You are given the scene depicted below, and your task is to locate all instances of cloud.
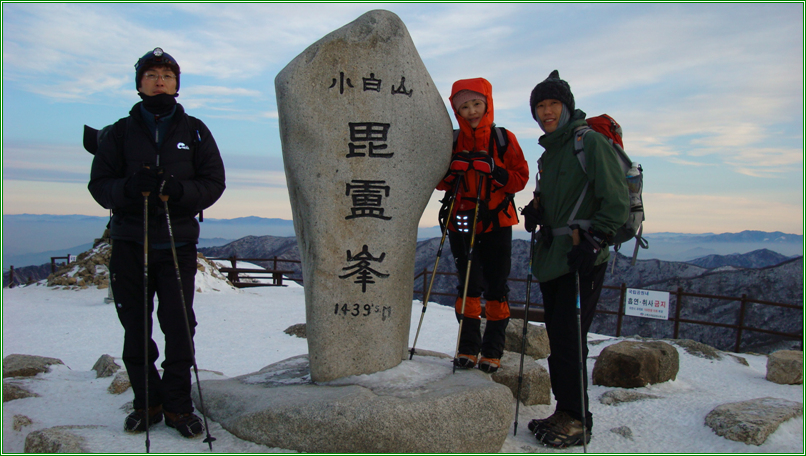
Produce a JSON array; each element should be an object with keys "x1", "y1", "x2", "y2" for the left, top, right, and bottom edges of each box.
[
  {"x1": 2, "y1": 141, "x2": 92, "y2": 183},
  {"x1": 645, "y1": 192, "x2": 803, "y2": 234}
]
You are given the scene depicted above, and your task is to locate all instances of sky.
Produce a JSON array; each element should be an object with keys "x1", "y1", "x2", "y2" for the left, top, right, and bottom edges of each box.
[
  {"x1": 2, "y1": 2, "x2": 804, "y2": 235},
  {"x1": 2, "y1": 261, "x2": 803, "y2": 453}
]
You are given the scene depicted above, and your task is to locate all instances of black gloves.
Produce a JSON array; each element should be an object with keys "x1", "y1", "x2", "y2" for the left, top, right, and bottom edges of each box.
[
  {"x1": 567, "y1": 227, "x2": 610, "y2": 276},
  {"x1": 158, "y1": 174, "x2": 184, "y2": 201},
  {"x1": 124, "y1": 167, "x2": 159, "y2": 198},
  {"x1": 520, "y1": 199, "x2": 543, "y2": 233}
]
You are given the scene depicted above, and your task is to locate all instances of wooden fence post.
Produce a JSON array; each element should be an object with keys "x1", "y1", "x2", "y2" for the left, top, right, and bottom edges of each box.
[
  {"x1": 616, "y1": 283, "x2": 627, "y2": 337},
  {"x1": 673, "y1": 287, "x2": 684, "y2": 339},
  {"x1": 735, "y1": 294, "x2": 748, "y2": 353}
]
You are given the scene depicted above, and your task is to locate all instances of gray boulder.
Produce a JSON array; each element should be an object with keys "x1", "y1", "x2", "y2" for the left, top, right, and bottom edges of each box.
[
  {"x1": 599, "y1": 389, "x2": 661, "y2": 406},
  {"x1": 765, "y1": 350, "x2": 803, "y2": 385},
  {"x1": 23, "y1": 425, "x2": 96, "y2": 453},
  {"x1": 505, "y1": 319, "x2": 550, "y2": 359},
  {"x1": 705, "y1": 397, "x2": 803, "y2": 445},
  {"x1": 275, "y1": 10, "x2": 452, "y2": 382},
  {"x1": 3, "y1": 381, "x2": 39, "y2": 402},
  {"x1": 91, "y1": 354, "x2": 120, "y2": 378},
  {"x1": 195, "y1": 354, "x2": 513, "y2": 453},
  {"x1": 490, "y1": 351, "x2": 550, "y2": 405},
  {"x1": 591, "y1": 340, "x2": 679, "y2": 388},
  {"x1": 3, "y1": 354, "x2": 64, "y2": 378},
  {"x1": 283, "y1": 323, "x2": 306, "y2": 338},
  {"x1": 107, "y1": 371, "x2": 130, "y2": 395},
  {"x1": 13, "y1": 415, "x2": 33, "y2": 431}
]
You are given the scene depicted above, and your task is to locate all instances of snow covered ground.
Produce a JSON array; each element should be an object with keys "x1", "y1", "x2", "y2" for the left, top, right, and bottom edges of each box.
[{"x1": 2, "y1": 271, "x2": 803, "y2": 453}]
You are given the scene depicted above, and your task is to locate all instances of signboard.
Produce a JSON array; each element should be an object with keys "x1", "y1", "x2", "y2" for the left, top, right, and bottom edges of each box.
[
  {"x1": 68, "y1": 255, "x2": 77, "y2": 264},
  {"x1": 625, "y1": 288, "x2": 670, "y2": 320}
]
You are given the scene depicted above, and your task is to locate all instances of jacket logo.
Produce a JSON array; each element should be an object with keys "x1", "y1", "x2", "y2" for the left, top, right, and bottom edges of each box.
[{"x1": 177, "y1": 142, "x2": 190, "y2": 150}]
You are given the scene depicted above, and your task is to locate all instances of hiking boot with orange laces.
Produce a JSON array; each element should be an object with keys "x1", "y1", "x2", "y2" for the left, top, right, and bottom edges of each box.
[
  {"x1": 478, "y1": 357, "x2": 501, "y2": 373},
  {"x1": 453, "y1": 354, "x2": 478, "y2": 369}
]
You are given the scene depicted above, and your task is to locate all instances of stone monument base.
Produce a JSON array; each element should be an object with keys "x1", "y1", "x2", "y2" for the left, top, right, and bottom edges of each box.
[{"x1": 193, "y1": 351, "x2": 514, "y2": 453}]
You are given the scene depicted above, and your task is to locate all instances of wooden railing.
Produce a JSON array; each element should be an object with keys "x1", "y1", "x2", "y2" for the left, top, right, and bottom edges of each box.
[
  {"x1": 413, "y1": 268, "x2": 803, "y2": 353},
  {"x1": 206, "y1": 256, "x2": 302, "y2": 287}
]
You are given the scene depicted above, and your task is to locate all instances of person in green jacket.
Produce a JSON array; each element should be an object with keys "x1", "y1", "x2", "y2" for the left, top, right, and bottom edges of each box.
[{"x1": 521, "y1": 70, "x2": 629, "y2": 448}]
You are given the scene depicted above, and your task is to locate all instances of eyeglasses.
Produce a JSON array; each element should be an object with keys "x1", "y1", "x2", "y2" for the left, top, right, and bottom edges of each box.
[{"x1": 143, "y1": 73, "x2": 176, "y2": 82}]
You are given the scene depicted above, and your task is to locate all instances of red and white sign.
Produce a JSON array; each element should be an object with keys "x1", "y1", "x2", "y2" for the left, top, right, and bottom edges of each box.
[{"x1": 625, "y1": 288, "x2": 670, "y2": 320}]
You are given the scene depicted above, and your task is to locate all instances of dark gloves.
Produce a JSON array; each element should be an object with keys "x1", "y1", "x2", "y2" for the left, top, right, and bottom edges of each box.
[
  {"x1": 158, "y1": 174, "x2": 184, "y2": 201},
  {"x1": 567, "y1": 227, "x2": 611, "y2": 276},
  {"x1": 491, "y1": 167, "x2": 509, "y2": 187},
  {"x1": 520, "y1": 199, "x2": 543, "y2": 233},
  {"x1": 124, "y1": 167, "x2": 159, "y2": 198}
]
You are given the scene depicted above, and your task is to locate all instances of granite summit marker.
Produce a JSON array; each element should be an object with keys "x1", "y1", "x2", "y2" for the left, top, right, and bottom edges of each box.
[{"x1": 275, "y1": 9, "x2": 452, "y2": 381}]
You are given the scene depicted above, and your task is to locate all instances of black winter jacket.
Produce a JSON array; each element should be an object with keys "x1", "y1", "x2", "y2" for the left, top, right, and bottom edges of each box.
[{"x1": 88, "y1": 102, "x2": 226, "y2": 245}]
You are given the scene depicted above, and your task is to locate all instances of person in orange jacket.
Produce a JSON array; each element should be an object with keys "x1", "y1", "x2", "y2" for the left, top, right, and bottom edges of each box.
[{"x1": 437, "y1": 77, "x2": 529, "y2": 373}]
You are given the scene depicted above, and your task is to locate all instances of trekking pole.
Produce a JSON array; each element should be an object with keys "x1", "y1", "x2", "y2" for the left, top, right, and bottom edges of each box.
[
  {"x1": 160, "y1": 192, "x2": 216, "y2": 450},
  {"x1": 452, "y1": 174, "x2": 484, "y2": 374},
  {"x1": 142, "y1": 188, "x2": 152, "y2": 454},
  {"x1": 410, "y1": 178, "x2": 461, "y2": 360},
  {"x1": 513, "y1": 228, "x2": 538, "y2": 436},
  {"x1": 572, "y1": 229, "x2": 589, "y2": 453}
]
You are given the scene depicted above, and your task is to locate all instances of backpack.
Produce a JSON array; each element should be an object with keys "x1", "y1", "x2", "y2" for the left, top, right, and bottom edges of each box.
[
  {"x1": 570, "y1": 114, "x2": 647, "y2": 265},
  {"x1": 448, "y1": 125, "x2": 517, "y2": 232}
]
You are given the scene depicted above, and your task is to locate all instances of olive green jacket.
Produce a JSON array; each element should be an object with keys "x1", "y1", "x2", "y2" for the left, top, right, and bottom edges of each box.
[{"x1": 531, "y1": 110, "x2": 629, "y2": 282}]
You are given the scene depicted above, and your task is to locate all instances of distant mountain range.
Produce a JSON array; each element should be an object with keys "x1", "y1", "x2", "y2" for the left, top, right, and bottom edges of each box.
[
  {"x1": 2, "y1": 214, "x2": 803, "y2": 269},
  {"x1": 6, "y1": 233, "x2": 801, "y2": 354}
]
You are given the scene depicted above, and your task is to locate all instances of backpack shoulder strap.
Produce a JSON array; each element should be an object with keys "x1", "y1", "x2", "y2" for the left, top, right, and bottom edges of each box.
[
  {"x1": 551, "y1": 126, "x2": 593, "y2": 236},
  {"x1": 492, "y1": 126, "x2": 508, "y2": 161},
  {"x1": 573, "y1": 125, "x2": 591, "y2": 173}
]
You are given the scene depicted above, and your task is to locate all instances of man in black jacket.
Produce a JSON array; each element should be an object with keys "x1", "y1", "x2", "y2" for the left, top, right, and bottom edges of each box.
[{"x1": 88, "y1": 48, "x2": 225, "y2": 438}]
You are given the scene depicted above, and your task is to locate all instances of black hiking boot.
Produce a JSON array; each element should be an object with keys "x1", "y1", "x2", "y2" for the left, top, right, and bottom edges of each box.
[
  {"x1": 165, "y1": 411, "x2": 205, "y2": 438},
  {"x1": 124, "y1": 404, "x2": 163, "y2": 433},
  {"x1": 453, "y1": 354, "x2": 478, "y2": 369},
  {"x1": 533, "y1": 411, "x2": 591, "y2": 448}
]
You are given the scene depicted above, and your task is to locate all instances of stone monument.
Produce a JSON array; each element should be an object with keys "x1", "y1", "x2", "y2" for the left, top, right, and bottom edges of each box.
[
  {"x1": 195, "y1": 11, "x2": 514, "y2": 452},
  {"x1": 276, "y1": 9, "x2": 452, "y2": 381}
]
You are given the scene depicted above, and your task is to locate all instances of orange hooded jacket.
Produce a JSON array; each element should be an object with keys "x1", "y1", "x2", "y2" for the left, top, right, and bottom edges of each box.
[{"x1": 437, "y1": 78, "x2": 529, "y2": 233}]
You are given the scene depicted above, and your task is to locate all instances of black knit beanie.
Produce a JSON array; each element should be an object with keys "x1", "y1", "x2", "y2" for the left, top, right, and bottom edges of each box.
[
  {"x1": 135, "y1": 47, "x2": 181, "y2": 94},
  {"x1": 529, "y1": 70, "x2": 574, "y2": 120}
]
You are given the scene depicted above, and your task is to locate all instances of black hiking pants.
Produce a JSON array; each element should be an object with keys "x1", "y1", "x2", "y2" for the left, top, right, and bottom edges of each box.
[
  {"x1": 449, "y1": 227, "x2": 512, "y2": 359},
  {"x1": 110, "y1": 239, "x2": 198, "y2": 414},
  {"x1": 539, "y1": 261, "x2": 607, "y2": 429}
]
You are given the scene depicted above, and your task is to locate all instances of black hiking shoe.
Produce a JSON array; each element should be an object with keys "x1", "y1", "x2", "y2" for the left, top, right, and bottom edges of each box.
[
  {"x1": 165, "y1": 411, "x2": 204, "y2": 438},
  {"x1": 533, "y1": 411, "x2": 591, "y2": 448},
  {"x1": 124, "y1": 405, "x2": 163, "y2": 433},
  {"x1": 527, "y1": 411, "x2": 560, "y2": 434},
  {"x1": 453, "y1": 354, "x2": 478, "y2": 369}
]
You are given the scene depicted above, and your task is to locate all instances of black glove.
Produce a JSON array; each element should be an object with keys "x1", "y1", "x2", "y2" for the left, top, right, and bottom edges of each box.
[
  {"x1": 567, "y1": 228, "x2": 610, "y2": 276},
  {"x1": 491, "y1": 167, "x2": 509, "y2": 187},
  {"x1": 124, "y1": 167, "x2": 159, "y2": 198},
  {"x1": 520, "y1": 200, "x2": 542, "y2": 233},
  {"x1": 158, "y1": 174, "x2": 184, "y2": 201}
]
